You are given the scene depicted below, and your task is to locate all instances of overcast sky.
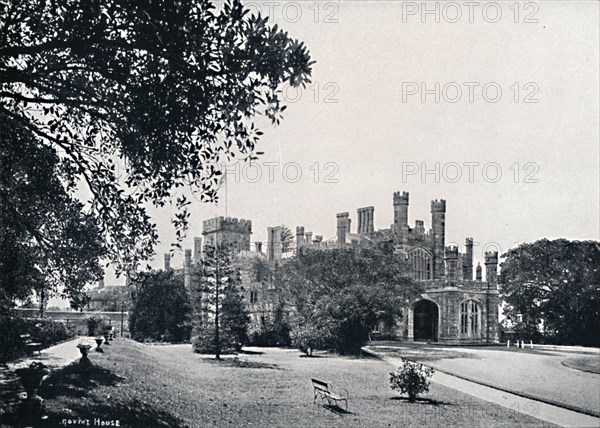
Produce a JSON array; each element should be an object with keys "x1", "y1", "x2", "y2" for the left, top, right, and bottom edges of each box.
[{"x1": 101, "y1": 1, "x2": 599, "y2": 284}]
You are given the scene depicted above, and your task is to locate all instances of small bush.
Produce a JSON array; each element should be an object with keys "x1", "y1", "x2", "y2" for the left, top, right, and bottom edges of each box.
[
  {"x1": 389, "y1": 357, "x2": 435, "y2": 402},
  {"x1": 290, "y1": 322, "x2": 331, "y2": 356},
  {"x1": 248, "y1": 307, "x2": 291, "y2": 347},
  {"x1": 86, "y1": 317, "x2": 109, "y2": 336}
]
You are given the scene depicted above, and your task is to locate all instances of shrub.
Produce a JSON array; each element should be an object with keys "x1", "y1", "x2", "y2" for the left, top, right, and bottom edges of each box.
[
  {"x1": 86, "y1": 317, "x2": 109, "y2": 336},
  {"x1": 290, "y1": 322, "x2": 332, "y2": 356},
  {"x1": 248, "y1": 306, "x2": 291, "y2": 347},
  {"x1": 389, "y1": 358, "x2": 435, "y2": 402}
]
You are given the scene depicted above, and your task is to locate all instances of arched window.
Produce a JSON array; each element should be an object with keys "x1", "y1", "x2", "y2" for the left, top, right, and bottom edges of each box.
[
  {"x1": 460, "y1": 300, "x2": 481, "y2": 337},
  {"x1": 408, "y1": 248, "x2": 433, "y2": 281}
]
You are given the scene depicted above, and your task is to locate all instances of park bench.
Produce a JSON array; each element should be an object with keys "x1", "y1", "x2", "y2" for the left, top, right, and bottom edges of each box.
[
  {"x1": 20, "y1": 334, "x2": 42, "y2": 356},
  {"x1": 311, "y1": 378, "x2": 349, "y2": 410}
]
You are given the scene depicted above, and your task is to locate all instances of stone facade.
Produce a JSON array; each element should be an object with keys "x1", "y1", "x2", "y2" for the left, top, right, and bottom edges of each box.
[{"x1": 328, "y1": 192, "x2": 500, "y2": 344}]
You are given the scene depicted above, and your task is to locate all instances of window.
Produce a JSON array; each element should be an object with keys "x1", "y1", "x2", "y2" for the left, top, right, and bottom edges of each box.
[
  {"x1": 408, "y1": 248, "x2": 433, "y2": 281},
  {"x1": 460, "y1": 300, "x2": 480, "y2": 337},
  {"x1": 250, "y1": 291, "x2": 258, "y2": 303}
]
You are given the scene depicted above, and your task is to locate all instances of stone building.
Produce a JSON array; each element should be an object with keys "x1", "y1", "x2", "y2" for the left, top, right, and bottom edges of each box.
[
  {"x1": 322, "y1": 191, "x2": 500, "y2": 344},
  {"x1": 170, "y1": 191, "x2": 500, "y2": 345}
]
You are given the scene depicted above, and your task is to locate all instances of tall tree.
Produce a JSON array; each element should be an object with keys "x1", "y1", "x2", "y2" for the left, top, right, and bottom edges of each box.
[
  {"x1": 0, "y1": 0, "x2": 313, "y2": 285},
  {"x1": 499, "y1": 239, "x2": 600, "y2": 346},
  {"x1": 279, "y1": 247, "x2": 421, "y2": 354},
  {"x1": 280, "y1": 225, "x2": 294, "y2": 253},
  {"x1": 0, "y1": 120, "x2": 105, "y2": 309},
  {"x1": 194, "y1": 243, "x2": 248, "y2": 358}
]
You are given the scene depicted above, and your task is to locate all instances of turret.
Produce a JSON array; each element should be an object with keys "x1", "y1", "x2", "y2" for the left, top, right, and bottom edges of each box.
[
  {"x1": 431, "y1": 199, "x2": 446, "y2": 280},
  {"x1": 485, "y1": 251, "x2": 499, "y2": 286},
  {"x1": 475, "y1": 262, "x2": 482, "y2": 281},
  {"x1": 463, "y1": 238, "x2": 473, "y2": 280},
  {"x1": 444, "y1": 245, "x2": 459, "y2": 282},
  {"x1": 393, "y1": 192, "x2": 409, "y2": 242}
]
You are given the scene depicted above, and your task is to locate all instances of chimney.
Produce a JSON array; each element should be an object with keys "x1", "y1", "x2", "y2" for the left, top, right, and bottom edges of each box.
[
  {"x1": 267, "y1": 226, "x2": 282, "y2": 261},
  {"x1": 184, "y1": 249, "x2": 192, "y2": 267},
  {"x1": 431, "y1": 199, "x2": 446, "y2": 280},
  {"x1": 255, "y1": 241, "x2": 263, "y2": 253},
  {"x1": 366, "y1": 206, "x2": 374, "y2": 233},
  {"x1": 305, "y1": 232, "x2": 312, "y2": 246},
  {"x1": 336, "y1": 212, "x2": 349, "y2": 246},
  {"x1": 193, "y1": 237, "x2": 203, "y2": 264},
  {"x1": 296, "y1": 226, "x2": 305, "y2": 251},
  {"x1": 164, "y1": 253, "x2": 172, "y2": 271},
  {"x1": 463, "y1": 238, "x2": 473, "y2": 280},
  {"x1": 314, "y1": 235, "x2": 323, "y2": 247},
  {"x1": 184, "y1": 249, "x2": 192, "y2": 291}
]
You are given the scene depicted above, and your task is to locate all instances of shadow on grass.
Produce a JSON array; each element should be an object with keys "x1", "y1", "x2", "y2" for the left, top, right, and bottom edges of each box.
[
  {"x1": 239, "y1": 349, "x2": 264, "y2": 355},
  {"x1": 3, "y1": 358, "x2": 188, "y2": 428},
  {"x1": 322, "y1": 404, "x2": 354, "y2": 415},
  {"x1": 389, "y1": 396, "x2": 453, "y2": 406},
  {"x1": 202, "y1": 357, "x2": 281, "y2": 370}
]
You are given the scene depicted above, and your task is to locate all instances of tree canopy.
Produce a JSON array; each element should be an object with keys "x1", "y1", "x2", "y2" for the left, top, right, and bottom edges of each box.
[
  {"x1": 0, "y1": 0, "x2": 313, "y2": 304},
  {"x1": 499, "y1": 239, "x2": 600, "y2": 346},
  {"x1": 279, "y1": 247, "x2": 420, "y2": 354}
]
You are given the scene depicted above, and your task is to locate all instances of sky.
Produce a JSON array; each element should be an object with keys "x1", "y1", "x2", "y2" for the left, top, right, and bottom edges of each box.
[{"x1": 98, "y1": 1, "x2": 599, "y2": 285}]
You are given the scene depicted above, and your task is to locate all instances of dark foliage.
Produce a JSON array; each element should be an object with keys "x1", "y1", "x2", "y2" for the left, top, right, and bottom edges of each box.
[
  {"x1": 500, "y1": 239, "x2": 600, "y2": 347},
  {"x1": 129, "y1": 270, "x2": 193, "y2": 343},
  {"x1": 249, "y1": 304, "x2": 291, "y2": 346},
  {"x1": 280, "y1": 247, "x2": 421, "y2": 354}
]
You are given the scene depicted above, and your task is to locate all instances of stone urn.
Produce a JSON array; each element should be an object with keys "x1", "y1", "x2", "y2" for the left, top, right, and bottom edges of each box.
[
  {"x1": 77, "y1": 343, "x2": 92, "y2": 359},
  {"x1": 15, "y1": 362, "x2": 49, "y2": 401},
  {"x1": 94, "y1": 337, "x2": 104, "y2": 352},
  {"x1": 108, "y1": 332, "x2": 114, "y2": 341},
  {"x1": 103, "y1": 333, "x2": 110, "y2": 345}
]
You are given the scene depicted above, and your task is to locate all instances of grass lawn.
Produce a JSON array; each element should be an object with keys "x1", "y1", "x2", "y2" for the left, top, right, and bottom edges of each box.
[
  {"x1": 562, "y1": 357, "x2": 600, "y2": 374},
  {"x1": 7, "y1": 339, "x2": 555, "y2": 427}
]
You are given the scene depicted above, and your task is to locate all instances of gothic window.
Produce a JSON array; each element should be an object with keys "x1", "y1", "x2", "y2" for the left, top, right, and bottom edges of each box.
[
  {"x1": 408, "y1": 248, "x2": 433, "y2": 281},
  {"x1": 460, "y1": 300, "x2": 481, "y2": 337}
]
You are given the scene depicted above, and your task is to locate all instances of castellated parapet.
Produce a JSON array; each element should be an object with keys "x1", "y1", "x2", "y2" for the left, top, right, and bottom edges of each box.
[
  {"x1": 484, "y1": 251, "x2": 499, "y2": 264},
  {"x1": 202, "y1": 217, "x2": 252, "y2": 235},
  {"x1": 431, "y1": 199, "x2": 446, "y2": 212},
  {"x1": 393, "y1": 191, "x2": 409, "y2": 205}
]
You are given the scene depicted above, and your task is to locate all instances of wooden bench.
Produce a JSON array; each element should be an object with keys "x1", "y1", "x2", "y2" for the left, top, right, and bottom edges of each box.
[
  {"x1": 20, "y1": 334, "x2": 42, "y2": 356},
  {"x1": 311, "y1": 378, "x2": 349, "y2": 409}
]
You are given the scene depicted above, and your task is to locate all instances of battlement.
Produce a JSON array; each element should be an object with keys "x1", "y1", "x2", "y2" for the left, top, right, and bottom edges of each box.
[
  {"x1": 431, "y1": 199, "x2": 446, "y2": 212},
  {"x1": 393, "y1": 191, "x2": 409, "y2": 205},
  {"x1": 444, "y1": 245, "x2": 459, "y2": 257},
  {"x1": 336, "y1": 212, "x2": 349, "y2": 218},
  {"x1": 202, "y1": 216, "x2": 252, "y2": 235},
  {"x1": 465, "y1": 237, "x2": 473, "y2": 246},
  {"x1": 485, "y1": 251, "x2": 499, "y2": 264},
  {"x1": 296, "y1": 226, "x2": 305, "y2": 234}
]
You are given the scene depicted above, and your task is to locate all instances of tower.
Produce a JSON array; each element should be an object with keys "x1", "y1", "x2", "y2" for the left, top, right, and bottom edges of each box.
[
  {"x1": 202, "y1": 217, "x2": 252, "y2": 254},
  {"x1": 393, "y1": 192, "x2": 409, "y2": 242},
  {"x1": 296, "y1": 226, "x2": 305, "y2": 252},
  {"x1": 431, "y1": 199, "x2": 446, "y2": 280}
]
